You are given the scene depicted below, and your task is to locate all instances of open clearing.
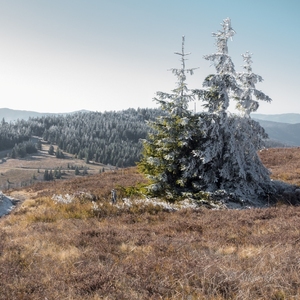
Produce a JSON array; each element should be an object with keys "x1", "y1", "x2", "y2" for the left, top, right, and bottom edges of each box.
[{"x1": 0, "y1": 141, "x2": 111, "y2": 190}]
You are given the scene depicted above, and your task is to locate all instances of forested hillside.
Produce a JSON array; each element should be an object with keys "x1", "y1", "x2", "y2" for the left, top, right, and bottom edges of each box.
[
  {"x1": 0, "y1": 107, "x2": 295, "y2": 168},
  {"x1": 254, "y1": 119, "x2": 300, "y2": 146},
  {"x1": 0, "y1": 108, "x2": 161, "y2": 167},
  {"x1": 0, "y1": 118, "x2": 32, "y2": 151}
]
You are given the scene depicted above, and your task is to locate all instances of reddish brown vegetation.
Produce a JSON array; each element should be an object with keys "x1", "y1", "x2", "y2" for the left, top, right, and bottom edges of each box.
[
  {"x1": 259, "y1": 147, "x2": 300, "y2": 186},
  {"x1": 1, "y1": 205, "x2": 300, "y2": 299},
  {"x1": 23, "y1": 167, "x2": 149, "y2": 200},
  {"x1": 0, "y1": 148, "x2": 299, "y2": 299}
]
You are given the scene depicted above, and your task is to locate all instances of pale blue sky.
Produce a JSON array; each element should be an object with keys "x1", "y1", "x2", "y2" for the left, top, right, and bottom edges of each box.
[{"x1": 0, "y1": 0, "x2": 299, "y2": 114}]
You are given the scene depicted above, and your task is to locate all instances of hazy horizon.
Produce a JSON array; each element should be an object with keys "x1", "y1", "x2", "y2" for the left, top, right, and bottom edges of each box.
[{"x1": 2, "y1": 107, "x2": 300, "y2": 117}]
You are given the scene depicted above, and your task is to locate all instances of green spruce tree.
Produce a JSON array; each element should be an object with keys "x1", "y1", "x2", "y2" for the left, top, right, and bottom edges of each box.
[
  {"x1": 139, "y1": 36, "x2": 201, "y2": 200},
  {"x1": 48, "y1": 145, "x2": 54, "y2": 155}
]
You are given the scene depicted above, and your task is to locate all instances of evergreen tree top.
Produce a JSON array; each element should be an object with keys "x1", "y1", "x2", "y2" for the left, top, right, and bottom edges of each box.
[
  {"x1": 169, "y1": 36, "x2": 198, "y2": 96},
  {"x1": 237, "y1": 51, "x2": 272, "y2": 117},
  {"x1": 204, "y1": 18, "x2": 236, "y2": 75},
  {"x1": 155, "y1": 36, "x2": 197, "y2": 113},
  {"x1": 212, "y1": 18, "x2": 236, "y2": 55}
]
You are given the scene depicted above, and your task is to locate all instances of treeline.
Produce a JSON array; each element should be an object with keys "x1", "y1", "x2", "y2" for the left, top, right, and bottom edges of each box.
[
  {"x1": 10, "y1": 140, "x2": 40, "y2": 158},
  {"x1": 0, "y1": 118, "x2": 32, "y2": 151},
  {"x1": 0, "y1": 108, "x2": 161, "y2": 167}
]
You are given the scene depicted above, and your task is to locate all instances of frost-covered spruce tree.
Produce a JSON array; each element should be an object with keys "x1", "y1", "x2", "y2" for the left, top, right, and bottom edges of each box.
[
  {"x1": 202, "y1": 18, "x2": 240, "y2": 112},
  {"x1": 193, "y1": 18, "x2": 273, "y2": 203},
  {"x1": 139, "y1": 36, "x2": 201, "y2": 200},
  {"x1": 236, "y1": 51, "x2": 272, "y2": 117}
]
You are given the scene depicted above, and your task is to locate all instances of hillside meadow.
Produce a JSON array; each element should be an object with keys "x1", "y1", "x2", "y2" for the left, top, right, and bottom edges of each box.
[
  {"x1": 0, "y1": 141, "x2": 111, "y2": 191},
  {"x1": 0, "y1": 147, "x2": 300, "y2": 299}
]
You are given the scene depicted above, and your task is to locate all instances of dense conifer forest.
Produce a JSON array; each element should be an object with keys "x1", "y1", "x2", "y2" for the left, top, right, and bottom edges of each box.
[
  {"x1": 0, "y1": 108, "x2": 162, "y2": 167},
  {"x1": 0, "y1": 118, "x2": 32, "y2": 151}
]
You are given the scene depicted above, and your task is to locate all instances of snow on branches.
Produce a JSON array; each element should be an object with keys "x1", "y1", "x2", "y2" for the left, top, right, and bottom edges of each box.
[
  {"x1": 140, "y1": 19, "x2": 274, "y2": 206},
  {"x1": 204, "y1": 18, "x2": 236, "y2": 75},
  {"x1": 236, "y1": 51, "x2": 272, "y2": 117}
]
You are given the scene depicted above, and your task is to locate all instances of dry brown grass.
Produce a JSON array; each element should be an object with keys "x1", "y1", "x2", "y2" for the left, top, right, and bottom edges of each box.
[
  {"x1": 1, "y1": 203, "x2": 300, "y2": 299},
  {"x1": 259, "y1": 147, "x2": 300, "y2": 186},
  {"x1": 0, "y1": 148, "x2": 300, "y2": 299}
]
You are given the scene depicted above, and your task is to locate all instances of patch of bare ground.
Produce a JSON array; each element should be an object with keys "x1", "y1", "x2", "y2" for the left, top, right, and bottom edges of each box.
[{"x1": 0, "y1": 148, "x2": 299, "y2": 299}]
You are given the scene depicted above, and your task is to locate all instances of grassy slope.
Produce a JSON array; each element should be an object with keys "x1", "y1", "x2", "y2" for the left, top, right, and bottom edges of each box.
[{"x1": 0, "y1": 148, "x2": 300, "y2": 299}]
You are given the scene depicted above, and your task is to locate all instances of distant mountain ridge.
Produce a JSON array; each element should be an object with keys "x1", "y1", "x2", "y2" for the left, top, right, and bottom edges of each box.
[
  {"x1": 0, "y1": 108, "x2": 52, "y2": 122},
  {"x1": 0, "y1": 108, "x2": 90, "y2": 122},
  {"x1": 253, "y1": 119, "x2": 300, "y2": 147},
  {"x1": 251, "y1": 113, "x2": 300, "y2": 147},
  {"x1": 251, "y1": 113, "x2": 300, "y2": 124}
]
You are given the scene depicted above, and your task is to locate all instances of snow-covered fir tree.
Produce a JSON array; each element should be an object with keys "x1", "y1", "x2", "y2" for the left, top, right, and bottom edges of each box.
[
  {"x1": 140, "y1": 19, "x2": 275, "y2": 206},
  {"x1": 236, "y1": 51, "x2": 272, "y2": 117},
  {"x1": 139, "y1": 36, "x2": 202, "y2": 200},
  {"x1": 202, "y1": 17, "x2": 240, "y2": 112},
  {"x1": 192, "y1": 18, "x2": 274, "y2": 203}
]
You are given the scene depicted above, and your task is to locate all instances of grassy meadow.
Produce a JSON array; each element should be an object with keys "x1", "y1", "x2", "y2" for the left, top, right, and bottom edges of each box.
[{"x1": 0, "y1": 148, "x2": 300, "y2": 299}]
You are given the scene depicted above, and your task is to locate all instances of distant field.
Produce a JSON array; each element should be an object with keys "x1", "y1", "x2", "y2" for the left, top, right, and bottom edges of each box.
[
  {"x1": 1, "y1": 144, "x2": 300, "y2": 191},
  {"x1": 0, "y1": 141, "x2": 111, "y2": 190}
]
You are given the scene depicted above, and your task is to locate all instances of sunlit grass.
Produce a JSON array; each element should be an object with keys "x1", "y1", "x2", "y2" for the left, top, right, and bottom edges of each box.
[{"x1": 0, "y1": 151, "x2": 300, "y2": 299}]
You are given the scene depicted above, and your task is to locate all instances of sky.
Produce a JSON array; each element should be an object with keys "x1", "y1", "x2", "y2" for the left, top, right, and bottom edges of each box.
[{"x1": 0, "y1": 0, "x2": 299, "y2": 114}]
